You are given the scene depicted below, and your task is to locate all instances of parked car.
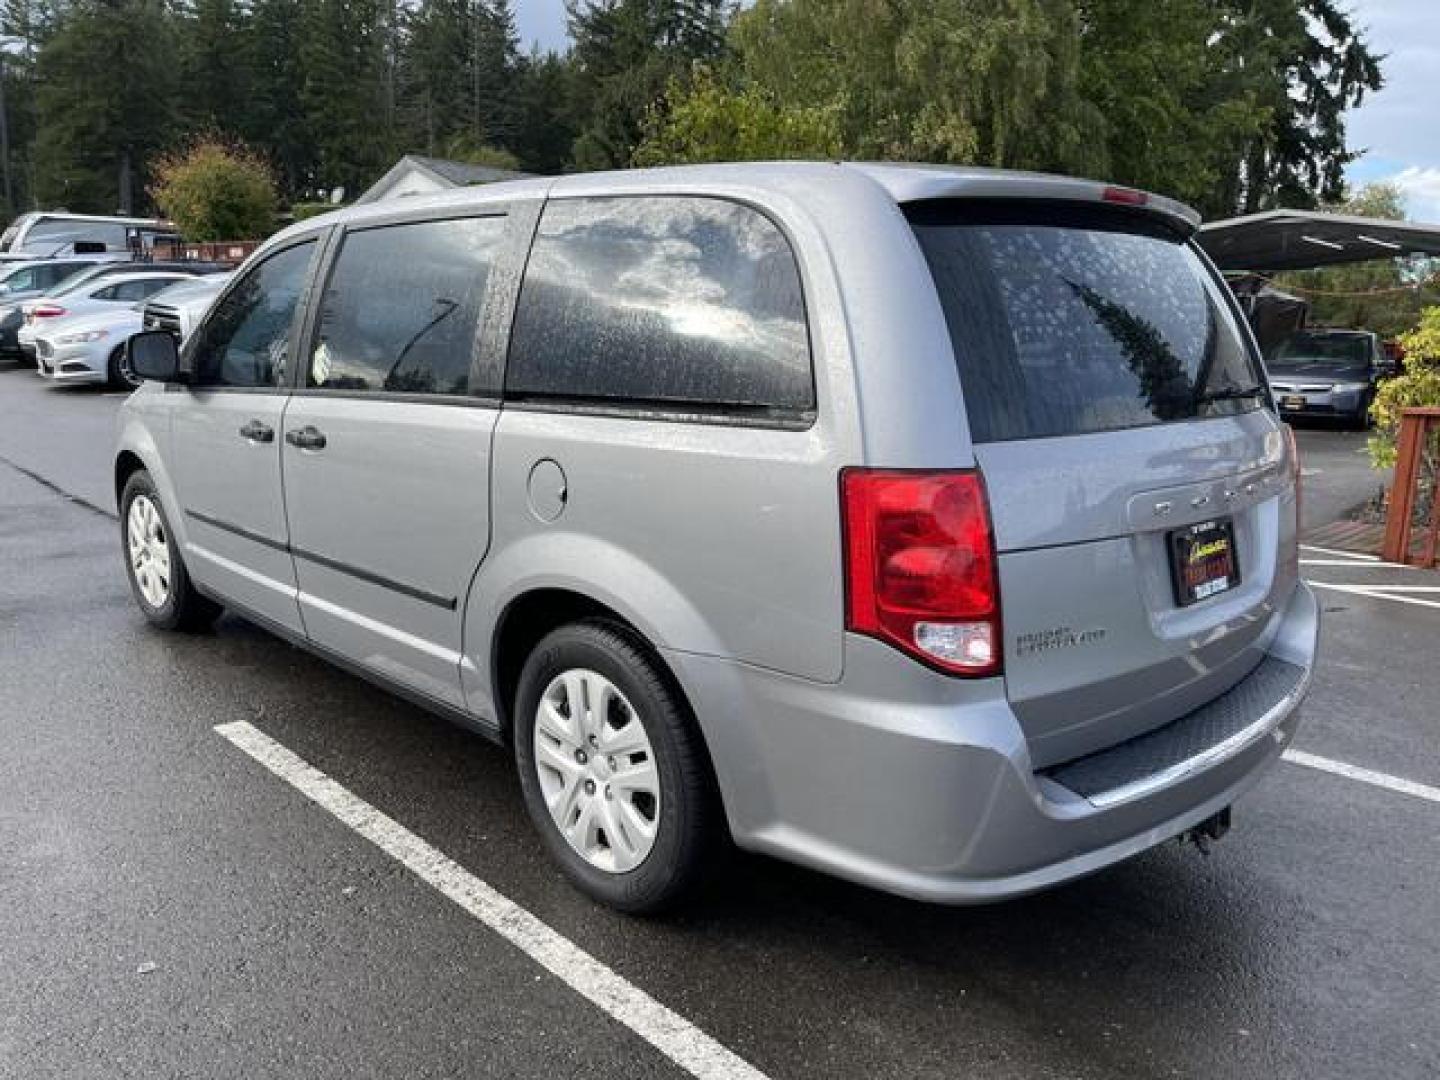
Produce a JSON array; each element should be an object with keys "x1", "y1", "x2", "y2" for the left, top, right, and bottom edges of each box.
[
  {"x1": 1265, "y1": 328, "x2": 1396, "y2": 428},
  {"x1": 19, "y1": 271, "x2": 210, "y2": 360},
  {"x1": 115, "y1": 163, "x2": 1318, "y2": 913},
  {"x1": 0, "y1": 211, "x2": 171, "y2": 257},
  {"x1": 139, "y1": 273, "x2": 231, "y2": 346},
  {"x1": 0, "y1": 257, "x2": 112, "y2": 357},
  {"x1": 33, "y1": 306, "x2": 144, "y2": 387},
  {"x1": 30, "y1": 276, "x2": 223, "y2": 388}
]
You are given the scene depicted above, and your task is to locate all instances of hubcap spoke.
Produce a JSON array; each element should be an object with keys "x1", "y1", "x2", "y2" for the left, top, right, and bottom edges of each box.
[
  {"x1": 533, "y1": 667, "x2": 660, "y2": 874},
  {"x1": 127, "y1": 495, "x2": 171, "y2": 609}
]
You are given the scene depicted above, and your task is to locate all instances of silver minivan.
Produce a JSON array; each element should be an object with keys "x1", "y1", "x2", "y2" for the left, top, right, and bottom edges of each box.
[{"x1": 115, "y1": 163, "x2": 1318, "y2": 912}]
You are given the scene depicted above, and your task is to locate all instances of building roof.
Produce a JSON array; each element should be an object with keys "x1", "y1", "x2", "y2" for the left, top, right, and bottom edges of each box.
[
  {"x1": 356, "y1": 154, "x2": 533, "y2": 204},
  {"x1": 1198, "y1": 209, "x2": 1440, "y2": 272}
]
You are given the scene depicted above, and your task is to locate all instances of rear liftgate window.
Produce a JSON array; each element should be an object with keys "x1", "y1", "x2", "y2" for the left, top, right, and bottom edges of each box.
[
  {"x1": 506, "y1": 196, "x2": 814, "y2": 420},
  {"x1": 908, "y1": 202, "x2": 1262, "y2": 443}
]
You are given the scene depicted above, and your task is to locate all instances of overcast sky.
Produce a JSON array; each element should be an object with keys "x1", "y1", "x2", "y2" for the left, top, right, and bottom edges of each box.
[{"x1": 513, "y1": 0, "x2": 1438, "y2": 221}]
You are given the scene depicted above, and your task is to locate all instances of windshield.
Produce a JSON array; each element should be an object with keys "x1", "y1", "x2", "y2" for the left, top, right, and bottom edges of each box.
[
  {"x1": 1268, "y1": 333, "x2": 1370, "y2": 371},
  {"x1": 50, "y1": 266, "x2": 114, "y2": 296},
  {"x1": 908, "y1": 202, "x2": 1262, "y2": 443},
  {"x1": 0, "y1": 264, "x2": 41, "y2": 291}
]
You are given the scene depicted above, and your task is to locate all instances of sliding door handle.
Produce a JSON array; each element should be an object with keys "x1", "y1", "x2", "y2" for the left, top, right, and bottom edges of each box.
[
  {"x1": 238, "y1": 419, "x2": 274, "y2": 443},
  {"x1": 285, "y1": 425, "x2": 327, "y2": 450}
]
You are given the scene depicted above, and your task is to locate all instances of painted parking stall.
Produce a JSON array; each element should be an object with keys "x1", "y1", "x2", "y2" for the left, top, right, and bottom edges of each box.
[{"x1": 2, "y1": 367, "x2": 1438, "y2": 1078}]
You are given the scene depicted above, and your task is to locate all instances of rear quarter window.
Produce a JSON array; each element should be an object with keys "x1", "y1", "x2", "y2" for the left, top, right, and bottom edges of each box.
[
  {"x1": 506, "y1": 196, "x2": 813, "y2": 419},
  {"x1": 908, "y1": 202, "x2": 1261, "y2": 443}
]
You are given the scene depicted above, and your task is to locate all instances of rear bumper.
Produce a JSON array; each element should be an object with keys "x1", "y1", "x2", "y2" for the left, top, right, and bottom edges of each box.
[
  {"x1": 669, "y1": 580, "x2": 1318, "y2": 904},
  {"x1": 1272, "y1": 385, "x2": 1368, "y2": 418}
]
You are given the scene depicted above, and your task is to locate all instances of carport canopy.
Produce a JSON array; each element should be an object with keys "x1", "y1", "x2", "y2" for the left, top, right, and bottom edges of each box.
[{"x1": 1198, "y1": 209, "x2": 1440, "y2": 273}]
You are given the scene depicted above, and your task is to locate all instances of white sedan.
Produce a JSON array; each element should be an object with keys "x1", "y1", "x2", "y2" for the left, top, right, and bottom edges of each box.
[
  {"x1": 33, "y1": 305, "x2": 144, "y2": 386},
  {"x1": 35, "y1": 275, "x2": 232, "y2": 388},
  {"x1": 18, "y1": 271, "x2": 201, "y2": 358}
]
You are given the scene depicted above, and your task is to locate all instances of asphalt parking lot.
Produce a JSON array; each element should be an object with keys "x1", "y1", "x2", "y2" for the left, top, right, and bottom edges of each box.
[{"x1": 2, "y1": 368, "x2": 1437, "y2": 1080}]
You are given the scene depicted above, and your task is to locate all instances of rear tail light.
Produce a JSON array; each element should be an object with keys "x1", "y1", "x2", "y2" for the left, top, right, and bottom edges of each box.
[
  {"x1": 1101, "y1": 185, "x2": 1148, "y2": 207},
  {"x1": 841, "y1": 469, "x2": 1001, "y2": 677},
  {"x1": 34, "y1": 304, "x2": 66, "y2": 318}
]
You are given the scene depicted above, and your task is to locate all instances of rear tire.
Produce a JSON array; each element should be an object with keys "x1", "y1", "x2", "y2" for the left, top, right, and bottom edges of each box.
[
  {"x1": 513, "y1": 619, "x2": 720, "y2": 914},
  {"x1": 120, "y1": 470, "x2": 222, "y2": 631}
]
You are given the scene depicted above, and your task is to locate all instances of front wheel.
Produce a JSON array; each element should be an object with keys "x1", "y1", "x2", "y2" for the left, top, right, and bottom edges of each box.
[
  {"x1": 513, "y1": 620, "x2": 720, "y2": 914},
  {"x1": 120, "y1": 470, "x2": 222, "y2": 631},
  {"x1": 107, "y1": 345, "x2": 141, "y2": 390}
]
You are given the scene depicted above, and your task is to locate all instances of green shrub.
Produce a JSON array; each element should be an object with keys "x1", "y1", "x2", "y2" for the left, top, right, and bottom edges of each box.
[
  {"x1": 149, "y1": 138, "x2": 277, "y2": 242},
  {"x1": 1369, "y1": 306, "x2": 1440, "y2": 468}
]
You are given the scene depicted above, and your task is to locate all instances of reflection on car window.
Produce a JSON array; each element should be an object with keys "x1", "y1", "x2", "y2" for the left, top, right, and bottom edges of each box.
[
  {"x1": 506, "y1": 196, "x2": 813, "y2": 414},
  {"x1": 308, "y1": 216, "x2": 505, "y2": 396},
  {"x1": 193, "y1": 241, "x2": 317, "y2": 388},
  {"x1": 911, "y1": 207, "x2": 1261, "y2": 442},
  {"x1": 26, "y1": 219, "x2": 129, "y2": 251}
]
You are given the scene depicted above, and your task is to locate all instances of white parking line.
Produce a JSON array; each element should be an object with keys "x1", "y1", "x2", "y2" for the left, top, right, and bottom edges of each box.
[
  {"x1": 1300, "y1": 544, "x2": 1379, "y2": 561},
  {"x1": 1308, "y1": 581, "x2": 1440, "y2": 610},
  {"x1": 214, "y1": 721, "x2": 769, "y2": 1080},
  {"x1": 1300, "y1": 559, "x2": 1414, "y2": 568},
  {"x1": 1284, "y1": 749, "x2": 1440, "y2": 805}
]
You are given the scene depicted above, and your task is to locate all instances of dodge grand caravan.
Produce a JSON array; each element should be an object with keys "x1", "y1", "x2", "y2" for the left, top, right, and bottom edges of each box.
[{"x1": 114, "y1": 163, "x2": 1318, "y2": 913}]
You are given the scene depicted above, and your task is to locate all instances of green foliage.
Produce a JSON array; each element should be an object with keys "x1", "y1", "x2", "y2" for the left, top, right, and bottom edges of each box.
[
  {"x1": 722, "y1": 0, "x2": 1104, "y2": 172},
  {"x1": 150, "y1": 139, "x2": 277, "y2": 241},
  {"x1": 1, "y1": 0, "x2": 1388, "y2": 221},
  {"x1": 633, "y1": 67, "x2": 841, "y2": 166},
  {"x1": 438, "y1": 135, "x2": 521, "y2": 171},
  {"x1": 32, "y1": 0, "x2": 179, "y2": 213},
  {"x1": 565, "y1": 0, "x2": 729, "y2": 169},
  {"x1": 1369, "y1": 308, "x2": 1440, "y2": 469}
]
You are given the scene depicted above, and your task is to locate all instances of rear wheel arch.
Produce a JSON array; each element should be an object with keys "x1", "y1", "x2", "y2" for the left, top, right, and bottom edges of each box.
[{"x1": 493, "y1": 589, "x2": 672, "y2": 736}]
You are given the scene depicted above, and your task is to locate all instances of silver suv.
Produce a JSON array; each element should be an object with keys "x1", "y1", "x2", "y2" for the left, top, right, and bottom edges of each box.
[{"x1": 114, "y1": 163, "x2": 1318, "y2": 913}]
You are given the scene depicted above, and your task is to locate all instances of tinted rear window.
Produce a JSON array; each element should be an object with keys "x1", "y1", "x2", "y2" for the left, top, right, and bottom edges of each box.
[
  {"x1": 909, "y1": 203, "x2": 1261, "y2": 443},
  {"x1": 506, "y1": 196, "x2": 813, "y2": 417}
]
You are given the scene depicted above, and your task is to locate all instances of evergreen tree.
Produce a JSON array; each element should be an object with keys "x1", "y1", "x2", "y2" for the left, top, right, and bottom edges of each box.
[
  {"x1": 242, "y1": 0, "x2": 312, "y2": 199},
  {"x1": 177, "y1": 0, "x2": 249, "y2": 135},
  {"x1": 566, "y1": 0, "x2": 728, "y2": 169},
  {"x1": 297, "y1": 0, "x2": 393, "y2": 198},
  {"x1": 32, "y1": 0, "x2": 178, "y2": 213}
]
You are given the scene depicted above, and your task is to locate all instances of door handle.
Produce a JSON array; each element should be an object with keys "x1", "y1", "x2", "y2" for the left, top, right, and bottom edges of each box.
[
  {"x1": 238, "y1": 419, "x2": 274, "y2": 443},
  {"x1": 285, "y1": 425, "x2": 327, "y2": 450}
]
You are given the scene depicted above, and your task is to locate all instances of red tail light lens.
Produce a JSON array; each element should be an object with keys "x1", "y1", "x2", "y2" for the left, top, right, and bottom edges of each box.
[
  {"x1": 841, "y1": 469, "x2": 1001, "y2": 676},
  {"x1": 34, "y1": 304, "x2": 66, "y2": 318},
  {"x1": 1101, "y1": 185, "x2": 1148, "y2": 206}
]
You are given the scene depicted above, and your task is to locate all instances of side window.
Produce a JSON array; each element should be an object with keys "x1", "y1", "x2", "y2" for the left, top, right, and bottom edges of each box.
[
  {"x1": 506, "y1": 196, "x2": 813, "y2": 415},
  {"x1": 91, "y1": 284, "x2": 122, "y2": 301},
  {"x1": 308, "y1": 215, "x2": 505, "y2": 396},
  {"x1": 192, "y1": 241, "x2": 317, "y2": 389},
  {"x1": 122, "y1": 279, "x2": 176, "y2": 301},
  {"x1": 2, "y1": 267, "x2": 38, "y2": 291}
]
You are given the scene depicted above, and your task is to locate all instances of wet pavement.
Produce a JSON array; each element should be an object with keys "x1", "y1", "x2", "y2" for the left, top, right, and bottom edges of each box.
[{"x1": 2, "y1": 367, "x2": 1436, "y2": 1080}]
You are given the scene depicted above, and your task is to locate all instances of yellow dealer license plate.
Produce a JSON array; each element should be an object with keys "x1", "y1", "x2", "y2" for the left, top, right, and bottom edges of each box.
[{"x1": 1169, "y1": 518, "x2": 1240, "y2": 607}]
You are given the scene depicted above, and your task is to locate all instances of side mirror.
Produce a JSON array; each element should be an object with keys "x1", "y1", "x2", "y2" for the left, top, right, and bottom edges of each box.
[{"x1": 126, "y1": 330, "x2": 184, "y2": 383}]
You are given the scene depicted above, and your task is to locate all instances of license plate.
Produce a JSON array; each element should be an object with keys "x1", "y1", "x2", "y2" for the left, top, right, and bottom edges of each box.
[
  {"x1": 1280, "y1": 394, "x2": 1306, "y2": 410},
  {"x1": 1169, "y1": 519, "x2": 1240, "y2": 607}
]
